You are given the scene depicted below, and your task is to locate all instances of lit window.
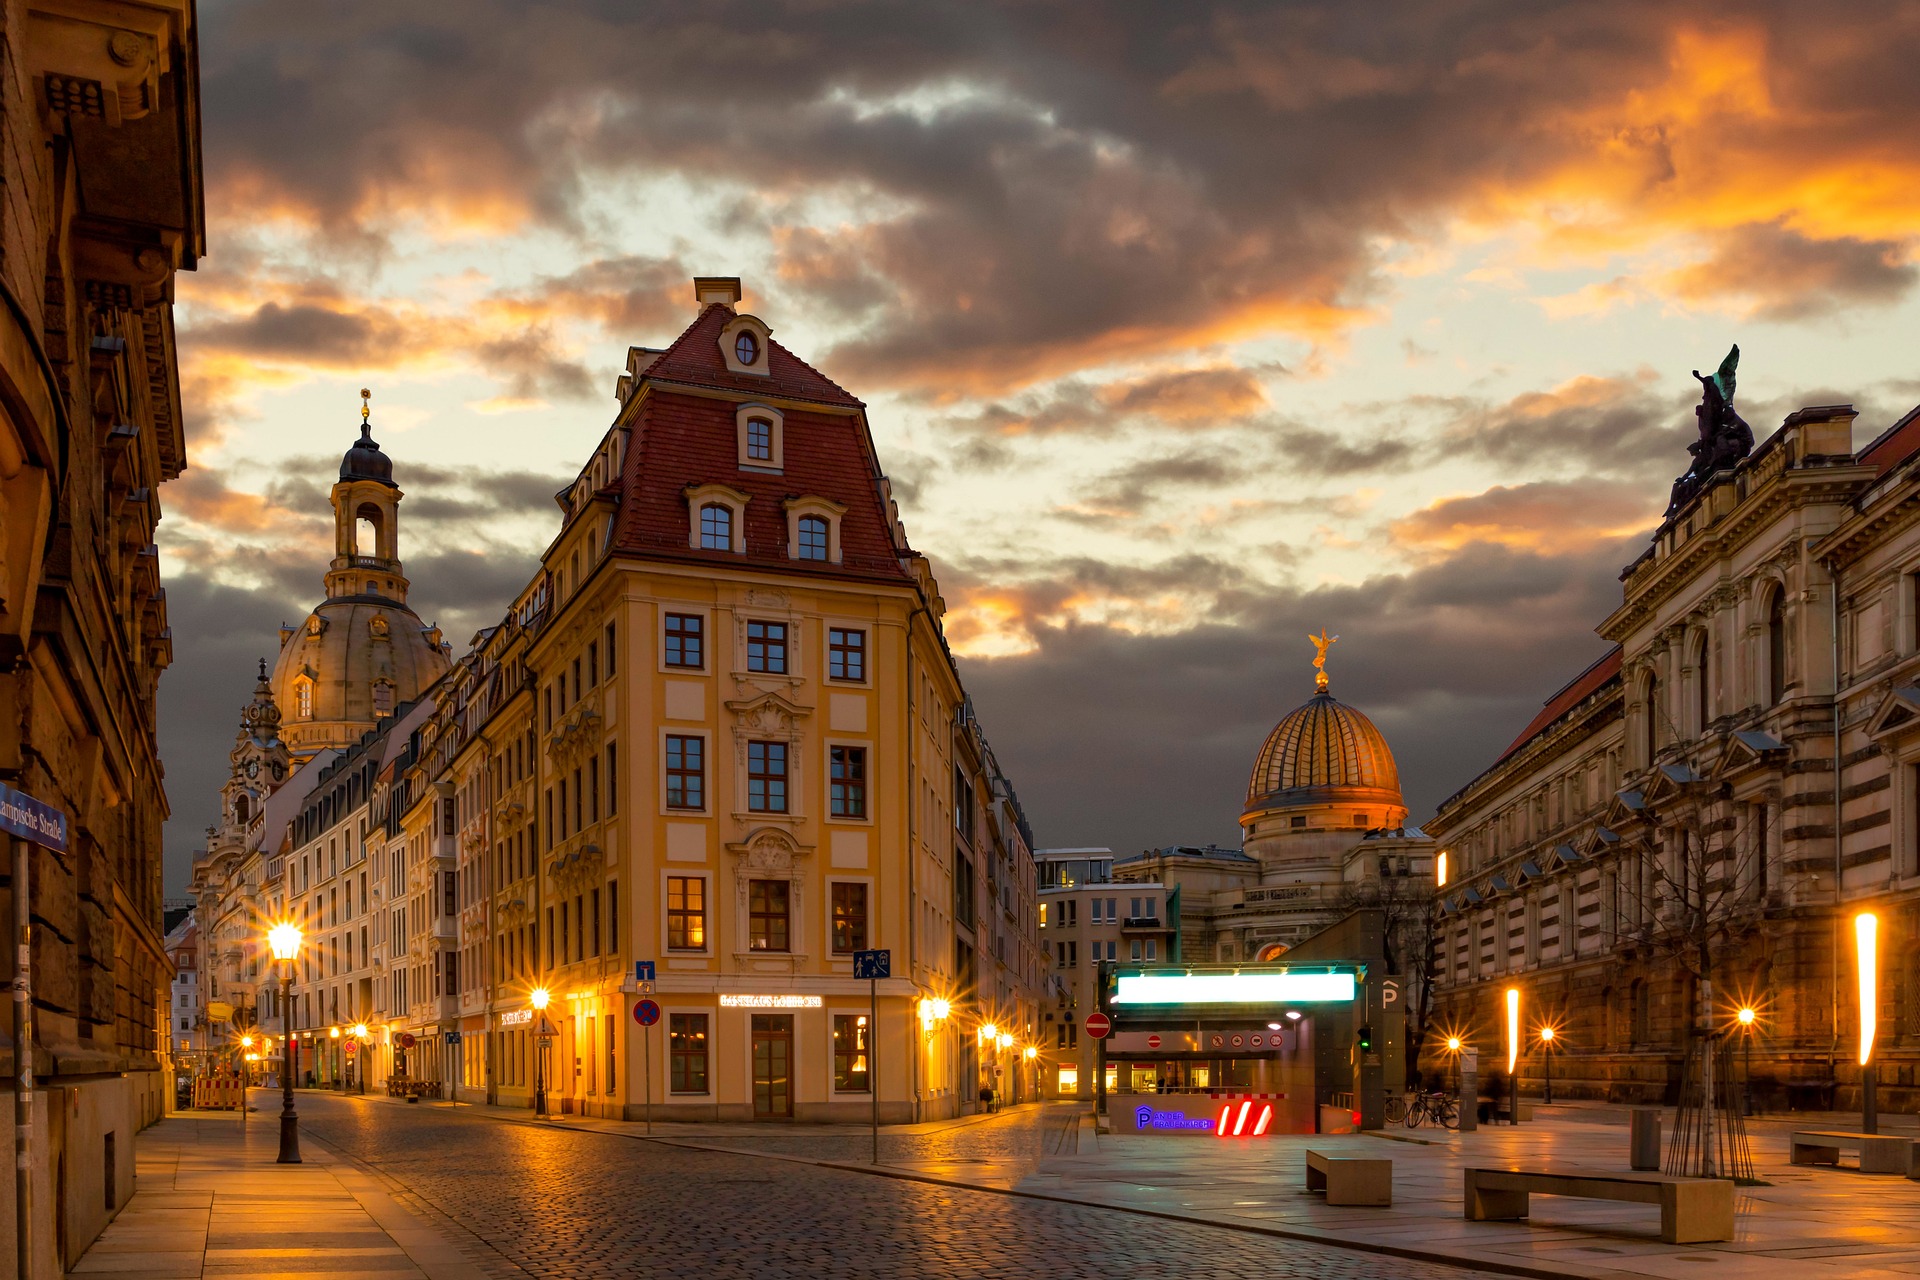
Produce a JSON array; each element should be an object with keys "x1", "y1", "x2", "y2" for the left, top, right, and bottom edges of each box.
[
  {"x1": 748, "y1": 879, "x2": 789, "y2": 950},
  {"x1": 735, "y1": 332, "x2": 759, "y2": 365},
  {"x1": 797, "y1": 516, "x2": 829, "y2": 561},
  {"x1": 670, "y1": 1013, "x2": 709, "y2": 1093},
  {"x1": 667, "y1": 876, "x2": 706, "y2": 949},
  {"x1": 746, "y1": 621, "x2": 788, "y2": 674},
  {"x1": 833, "y1": 1014, "x2": 870, "y2": 1092},
  {"x1": 296, "y1": 680, "x2": 312, "y2": 719},
  {"x1": 748, "y1": 742, "x2": 788, "y2": 813},
  {"x1": 828, "y1": 628, "x2": 866, "y2": 681},
  {"x1": 747, "y1": 419, "x2": 773, "y2": 461},
  {"x1": 832, "y1": 882, "x2": 868, "y2": 953},
  {"x1": 699, "y1": 505, "x2": 732, "y2": 551}
]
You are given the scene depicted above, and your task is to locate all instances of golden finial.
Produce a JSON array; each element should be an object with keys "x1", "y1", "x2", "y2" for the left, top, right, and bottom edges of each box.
[
  {"x1": 1308, "y1": 628, "x2": 1339, "y2": 692},
  {"x1": 360, "y1": 387, "x2": 372, "y2": 424}
]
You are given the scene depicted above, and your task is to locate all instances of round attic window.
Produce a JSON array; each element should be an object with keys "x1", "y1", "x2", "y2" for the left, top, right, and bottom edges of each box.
[{"x1": 734, "y1": 332, "x2": 759, "y2": 365}]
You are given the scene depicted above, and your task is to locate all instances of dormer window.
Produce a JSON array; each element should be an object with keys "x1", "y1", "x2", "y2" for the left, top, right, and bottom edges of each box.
[
  {"x1": 684, "y1": 483, "x2": 749, "y2": 553},
  {"x1": 798, "y1": 517, "x2": 829, "y2": 561},
  {"x1": 719, "y1": 314, "x2": 773, "y2": 378},
  {"x1": 736, "y1": 404, "x2": 784, "y2": 472},
  {"x1": 735, "y1": 332, "x2": 760, "y2": 365},
  {"x1": 700, "y1": 505, "x2": 732, "y2": 549},
  {"x1": 784, "y1": 496, "x2": 847, "y2": 564}
]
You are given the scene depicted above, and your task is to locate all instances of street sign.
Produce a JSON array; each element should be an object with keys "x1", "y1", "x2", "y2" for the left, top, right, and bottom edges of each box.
[
  {"x1": 445, "y1": 1031, "x2": 462, "y2": 1045},
  {"x1": 633, "y1": 999, "x2": 661, "y2": 1027},
  {"x1": 636, "y1": 980, "x2": 655, "y2": 996},
  {"x1": 0, "y1": 782, "x2": 66, "y2": 852},
  {"x1": 634, "y1": 960, "x2": 656, "y2": 983},
  {"x1": 398, "y1": 1032, "x2": 417, "y2": 1049},
  {"x1": 1146, "y1": 1033, "x2": 1161, "y2": 1050},
  {"x1": 1085, "y1": 1012, "x2": 1111, "y2": 1039},
  {"x1": 344, "y1": 1041, "x2": 357, "y2": 1054},
  {"x1": 852, "y1": 948, "x2": 890, "y2": 980}
]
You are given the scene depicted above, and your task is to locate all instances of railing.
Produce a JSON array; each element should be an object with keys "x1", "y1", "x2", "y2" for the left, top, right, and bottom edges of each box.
[{"x1": 1121, "y1": 916, "x2": 1163, "y2": 931}]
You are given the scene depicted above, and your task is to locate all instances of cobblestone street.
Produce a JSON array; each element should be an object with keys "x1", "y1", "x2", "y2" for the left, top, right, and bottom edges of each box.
[{"x1": 292, "y1": 1094, "x2": 1495, "y2": 1280}]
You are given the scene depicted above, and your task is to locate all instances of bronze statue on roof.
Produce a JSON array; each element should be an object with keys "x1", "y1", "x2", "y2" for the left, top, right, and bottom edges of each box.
[{"x1": 1665, "y1": 345, "x2": 1754, "y2": 518}]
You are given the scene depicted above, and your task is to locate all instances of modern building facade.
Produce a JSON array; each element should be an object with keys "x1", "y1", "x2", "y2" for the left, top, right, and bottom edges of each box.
[
  {"x1": 0, "y1": 3, "x2": 204, "y2": 1265},
  {"x1": 1425, "y1": 393, "x2": 1920, "y2": 1110}
]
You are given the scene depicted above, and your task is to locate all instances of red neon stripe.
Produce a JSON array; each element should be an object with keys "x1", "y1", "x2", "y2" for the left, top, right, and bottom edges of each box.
[
  {"x1": 1233, "y1": 1100, "x2": 1252, "y2": 1136},
  {"x1": 1215, "y1": 1104, "x2": 1231, "y2": 1136},
  {"x1": 1253, "y1": 1103, "x2": 1273, "y2": 1136}
]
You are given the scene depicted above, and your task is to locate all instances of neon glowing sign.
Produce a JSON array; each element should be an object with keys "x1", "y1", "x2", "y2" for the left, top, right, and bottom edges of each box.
[
  {"x1": 1111, "y1": 971, "x2": 1356, "y2": 1006},
  {"x1": 1134, "y1": 1106, "x2": 1213, "y2": 1131}
]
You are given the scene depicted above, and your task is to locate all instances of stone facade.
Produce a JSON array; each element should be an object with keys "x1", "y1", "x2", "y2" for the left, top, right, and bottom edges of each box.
[
  {"x1": 0, "y1": 1, "x2": 202, "y2": 1271},
  {"x1": 1427, "y1": 397, "x2": 1920, "y2": 1111}
]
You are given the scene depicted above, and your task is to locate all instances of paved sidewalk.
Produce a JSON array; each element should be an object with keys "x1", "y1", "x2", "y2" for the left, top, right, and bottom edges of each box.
[{"x1": 68, "y1": 1108, "x2": 527, "y2": 1279}]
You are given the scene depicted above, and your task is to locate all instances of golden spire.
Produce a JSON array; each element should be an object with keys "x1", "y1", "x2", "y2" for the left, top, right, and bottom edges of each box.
[
  {"x1": 1308, "y1": 628, "x2": 1339, "y2": 692},
  {"x1": 360, "y1": 387, "x2": 372, "y2": 427}
]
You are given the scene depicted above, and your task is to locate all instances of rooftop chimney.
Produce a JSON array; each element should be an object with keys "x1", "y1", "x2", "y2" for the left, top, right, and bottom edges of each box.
[{"x1": 693, "y1": 276, "x2": 742, "y2": 311}]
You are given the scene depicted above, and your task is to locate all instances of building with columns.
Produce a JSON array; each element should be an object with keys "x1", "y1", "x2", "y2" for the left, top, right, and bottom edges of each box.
[{"x1": 1426, "y1": 393, "x2": 1920, "y2": 1111}]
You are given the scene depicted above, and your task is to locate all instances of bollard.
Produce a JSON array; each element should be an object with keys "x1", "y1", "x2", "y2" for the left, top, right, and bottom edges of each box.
[{"x1": 1629, "y1": 1107, "x2": 1661, "y2": 1171}]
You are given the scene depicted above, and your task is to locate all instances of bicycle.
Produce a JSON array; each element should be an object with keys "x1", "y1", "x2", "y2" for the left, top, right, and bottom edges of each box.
[
  {"x1": 1406, "y1": 1090, "x2": 1459, "y2": 1129},
  {"x1": 1384, "y1": 1093, "x2": 1408, "y2": 1125}
]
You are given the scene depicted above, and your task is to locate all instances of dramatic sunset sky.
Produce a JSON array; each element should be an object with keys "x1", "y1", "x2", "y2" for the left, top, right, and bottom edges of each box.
[{"x1": 160, "y1": 0, "x2": 1920, "y2": 893}]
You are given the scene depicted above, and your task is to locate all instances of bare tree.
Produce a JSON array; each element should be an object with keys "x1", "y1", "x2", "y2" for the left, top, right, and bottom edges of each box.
[{"x1": 1337, "y1": 873, "x2": 1441, "y2": 1078}]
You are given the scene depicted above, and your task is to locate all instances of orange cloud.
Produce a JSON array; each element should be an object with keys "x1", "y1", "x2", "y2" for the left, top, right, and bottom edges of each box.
[{"x1": 1390, "y1": 480, "x2": 1660, "y2": 555}]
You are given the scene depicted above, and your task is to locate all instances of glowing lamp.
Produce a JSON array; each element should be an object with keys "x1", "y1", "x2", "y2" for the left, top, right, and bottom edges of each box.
[
  {"x1": 1856, "y1": 912, "x2": 1878, "y2": 1066},
  {"x1": 330, "y1": 1026, "x2": 341, "y2": 1039},
  {"x1": 1446, "y1": 1036, "x2": 1462, "y2": 1053},
  {"x1": 530, "y1": 987, "x2": 551, "y2": 1011},
  {"x1": 1437, "y1": 851, "x2": 1448, "y2": 887},
  {"x1": 917, "y1": 997, "x2": 950, "y2": 1028},
  {"x1": 1735, "y1": 1007, "x2": 1756, "y2": 1028},
  {"x1": 980, "y1": 1022, "x2": 998, "y2": 1042},
  {"x1": 240, "y1": 1034, "x2": 254, "y2": 1049},
  {"x1": 1505, "y1": 988, "x2": 1520, "y2": 1074},
  {"x1": 1023, "y1": 1046, "x2": 1037, "y2": 1060},
  {"x1": 267, "y1": 922, "x2": 302, "y2": 962},
  {"x1": 1539, "y1": 1026, "x2": 1554, "y2": 1044},
  {"x1": 352, "y1": 1023, "x2": 369, "y2": 1039}
]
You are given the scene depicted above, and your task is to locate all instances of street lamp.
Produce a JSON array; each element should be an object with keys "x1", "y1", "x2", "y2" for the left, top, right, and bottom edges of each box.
[
  {"x1": 1735, "y1": 1006, "x2": 1757, "y2": 1117},
  {"x1": 1504, "y1": 987, "x2": 1520, "y2": 1126},
  {"x1": 1537, "y1": 1025, "x2": 1556, "y2": 1106},
  {"x1": 330, "y1": 1025, "x2": 343, "y2": 1092},
  {"x1": 352, "y1": 1023, "x2": 370, "y2": 1094},
  {"x1": 531, "y1": 988, "x2": 551, "y2": 1118},
  {"x1": 1856, "y1": 912, "x2": 1879, "y2": 1132},
  {"x1": 267, "y1": 922, "x2": 303, "y2": 1164}
]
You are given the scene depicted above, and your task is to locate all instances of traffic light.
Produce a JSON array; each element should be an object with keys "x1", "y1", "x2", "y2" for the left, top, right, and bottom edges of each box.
[{"x1": 1357, "y1": 1024, "x2": 1374, "y2": 1052}]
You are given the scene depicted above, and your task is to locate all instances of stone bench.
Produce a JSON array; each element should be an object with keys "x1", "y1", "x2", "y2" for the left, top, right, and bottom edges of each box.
[
  {"x1": 1305, "y1": 1149, "x2": 1391, "y2": 1206},
  {"x1": 1790, "y1": 1130, "x2": 1913, "y2": 1175},
  {"x1": 1464, "y1": 1166, "x2": 1734, "y2": 1244}
]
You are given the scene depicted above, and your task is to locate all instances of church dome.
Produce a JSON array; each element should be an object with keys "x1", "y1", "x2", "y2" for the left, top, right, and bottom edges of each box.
[
  {"x1": 1244, "y1": 690, "x2": 1404, "y2": 816},
  {"x1": 271, "y1": 598, "x2": 448, "y2": 759},
  {"x1": 340, "y1": 421, "x2": 395, "y2": 487}
]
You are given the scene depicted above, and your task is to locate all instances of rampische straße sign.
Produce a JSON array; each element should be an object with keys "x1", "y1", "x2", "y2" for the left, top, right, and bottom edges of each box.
[{"x1": 0, "y1": 782, "x2": 66, "y2": 852}]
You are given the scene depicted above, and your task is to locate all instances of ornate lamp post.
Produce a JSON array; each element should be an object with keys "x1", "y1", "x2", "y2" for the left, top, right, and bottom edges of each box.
[
  {"x1": 352, "y1": 1023, "x2": 371, "y2": 1094},
  {"x1": 1735, "y1": 1007, "x2": 1756, "y2": 1116},
  {"x1": 530, "y1": 988, "x2": 551, "y2": 1118},
  {"x1": 267, "y1": 923, "x2": 303, "y2": 1164},
  {"x1": 1537, "y1": 1025, "x2": 1556, "y2": 1106}
]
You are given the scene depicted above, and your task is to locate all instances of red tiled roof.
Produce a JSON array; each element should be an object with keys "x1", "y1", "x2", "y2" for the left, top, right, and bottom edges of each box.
[
  {"x1": 1496, "y1": 646, "x2": 1622, "y2": 763},
  {"x1": 640, "y1": 303, "x2": 863, "y2": 408},
  {"x1": 612, "y1": 305, "x2": 907, "y2": 582},
  {"x1": 1859, "y1": 404, "x2": 1920, "y2": 477}
]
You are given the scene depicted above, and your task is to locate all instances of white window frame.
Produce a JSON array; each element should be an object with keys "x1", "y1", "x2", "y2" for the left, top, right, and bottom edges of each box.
[
  {"x1": 784, "y1": 495, "x2": 846, "y2": 564},
  {"x1": 736, "y1": 403, "x2": 784, "y2": 473},
  {"x1": 718, "y1": 314, "x2": 773, "y2": 378},
  {"x1": 684, "y1": 483, "x2": 749, "y2": 553}
]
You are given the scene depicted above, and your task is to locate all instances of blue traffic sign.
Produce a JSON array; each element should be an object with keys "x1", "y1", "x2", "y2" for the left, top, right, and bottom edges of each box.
[
  {"x1": 633, "y1": 999, "x2": 661, "y2": 1027},
  {"x1": 0, "y1": 782, "x2": 66, "y2": 852},
  {"x1": 852, "y1": 949, "x2": 890, "y2": 981},
  {"x1": 634, "y1": 960, "x2": 656, "y2": 983}
]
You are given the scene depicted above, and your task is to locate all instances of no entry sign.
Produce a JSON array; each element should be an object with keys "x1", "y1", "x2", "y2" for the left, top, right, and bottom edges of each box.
[
  {"x1": 1085, "y1": 1012, "x2": 1111, "y2": 1039},
  {"x1": 1146, "y1": 1033, "x2": 1161, "y2": 1050}
]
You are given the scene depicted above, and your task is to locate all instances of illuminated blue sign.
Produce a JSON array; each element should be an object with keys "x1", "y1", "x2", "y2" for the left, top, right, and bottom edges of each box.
[{"x1": 1135, "y1": 1106, "x2": 1213, "y2": 1131}]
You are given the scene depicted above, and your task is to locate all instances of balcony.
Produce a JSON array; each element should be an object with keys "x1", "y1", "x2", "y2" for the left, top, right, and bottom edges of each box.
[{"x1": 1120, "y1": 915, "x2": 1164, "y2": 933}]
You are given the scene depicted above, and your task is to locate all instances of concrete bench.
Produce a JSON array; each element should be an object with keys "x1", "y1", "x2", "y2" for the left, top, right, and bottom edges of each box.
[
  {"x1": 1464, "y1": 1166, "x2": 1734, "y2": 1244},
  {"x1": 1305, "y1": 1149, "x2": 1391, "y2": 1206},
  {"x1": 1790, "y1": 1131, "x2": 1913, "y2": 1175}
]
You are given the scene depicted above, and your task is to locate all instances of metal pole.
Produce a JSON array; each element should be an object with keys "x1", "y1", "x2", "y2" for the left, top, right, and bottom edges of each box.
[
  {"x1": 870, "y1": 975, "x2": 880, "y2": 1165},
  {"x1": 642, "y1": 1021, "x2": 650, "y2": 1135},
  {"x1": 1743, "y1": 1033, "x2": 1752, "y2": 1117},
  {"x1": 14, "y1": 836, "x2": 34, "y2": 1280},
  {"x1": 277, "y1": 969, "x2": 301, "y2": 1162},
  {"x1": 1545, "y1": 1045, "x2": 1552, "y2": 1106},
  {"x1": 1863, "y1": 1062, "x2": 1878, "y2": 1134}
]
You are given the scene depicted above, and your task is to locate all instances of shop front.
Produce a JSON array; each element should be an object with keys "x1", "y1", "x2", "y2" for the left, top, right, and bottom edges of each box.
[{"x1": 1097, "y1": 962, "x2": 1403, "y2": 1134}]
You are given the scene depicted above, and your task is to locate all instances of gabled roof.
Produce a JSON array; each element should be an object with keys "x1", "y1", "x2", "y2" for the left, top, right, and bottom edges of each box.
[
  {"x1": 1496, "y1": 646, "x2": 1623, "y2": 763},
  {"x1": 1857, "y1": 403, "x2": 1920, "y2": 477},
  {"x1": 639, "y1": 303, "x2": 863, "y2": 408}
]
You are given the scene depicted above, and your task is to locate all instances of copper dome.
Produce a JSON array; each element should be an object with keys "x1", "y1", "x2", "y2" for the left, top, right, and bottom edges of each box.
[{"x1": 1244, "y1": 690, "x2": 1403, "y2": 815}]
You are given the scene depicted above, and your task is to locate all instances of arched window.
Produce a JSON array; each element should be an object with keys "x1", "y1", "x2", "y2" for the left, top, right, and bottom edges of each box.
[
  {"x1": 1767, "y1": 588, "x2": 1787, "y2": 705},
  {"x1": 797, "y1": 516, "x2": 829, "y2": 561},
  {"x1": 234, "y1": 794, "x2": 252, "y2": 823},
  {"x1": 296, "y1": 679, "x2": 313, "y2": 720},
  {"x1": 1693, "y1": 634, "x2": 1710, "y2": 734},
  {"x1": 1641, "y1": 674, "x2": 1659, "y2": 766},
  {"x1": 699, "y1": 504, "x2": 732, "y2": 550}
]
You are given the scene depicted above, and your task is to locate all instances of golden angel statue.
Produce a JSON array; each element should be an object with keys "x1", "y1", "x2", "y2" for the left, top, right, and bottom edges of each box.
[{"x1": 1308, "y1": 629, "x2": 1338, "y2": 691}]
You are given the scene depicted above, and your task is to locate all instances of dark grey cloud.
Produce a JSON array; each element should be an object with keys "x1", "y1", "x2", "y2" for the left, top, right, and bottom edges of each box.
[
  {"x1": 198, "y1": 1, "x2": 1920, "y2": 392},
  {"x1": 1670, "y1": 221, "x2": 1919, "y2": 322},
  {"x1": 957, "y1": 535, "x2": 1633, "y2": 855}
]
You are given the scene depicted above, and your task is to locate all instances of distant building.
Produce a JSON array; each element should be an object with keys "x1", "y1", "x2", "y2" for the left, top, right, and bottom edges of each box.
[{"x1": 1427, "y1": 395, "x2": 1920, "y2": 1110}]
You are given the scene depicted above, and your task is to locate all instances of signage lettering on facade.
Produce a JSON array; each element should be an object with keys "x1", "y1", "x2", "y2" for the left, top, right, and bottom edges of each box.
[
  {"x1": 499, "y1": 1008, "x2": 534, "y2": 1027},
  {"x1": 719, "y1": 994, "x2": 824, "y2": 1009},
  {"x1": 1135, "y1": 1105, "x2": 1213, "y2": 1131}
]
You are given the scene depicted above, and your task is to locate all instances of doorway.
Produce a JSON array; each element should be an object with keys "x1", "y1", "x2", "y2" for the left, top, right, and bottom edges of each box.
[{"x1": 752, "y1": 1015, "x2": 793, "y2": 1119}]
